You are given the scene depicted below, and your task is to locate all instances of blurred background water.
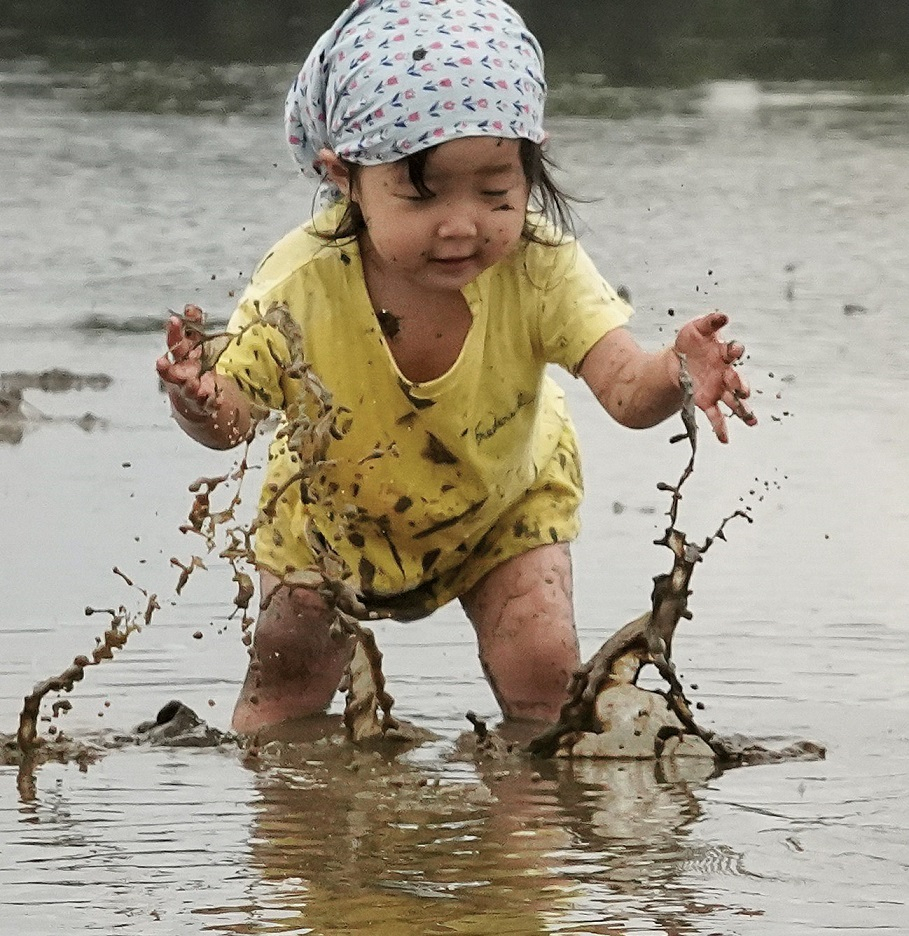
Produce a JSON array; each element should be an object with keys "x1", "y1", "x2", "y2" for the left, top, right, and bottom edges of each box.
[{"x1": 0, "y1": 11, "x2": 908, "y2": 935}]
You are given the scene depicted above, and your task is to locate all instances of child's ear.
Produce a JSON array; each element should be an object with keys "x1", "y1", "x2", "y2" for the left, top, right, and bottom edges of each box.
[{"x1": 317, "y1": 148, "x2": 352, "y2": 197}]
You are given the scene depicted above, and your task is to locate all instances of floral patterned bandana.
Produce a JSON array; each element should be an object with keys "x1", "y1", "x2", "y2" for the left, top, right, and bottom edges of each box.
[{"x1": 284, "y1": 0, "x2": 546, "y2": 194}]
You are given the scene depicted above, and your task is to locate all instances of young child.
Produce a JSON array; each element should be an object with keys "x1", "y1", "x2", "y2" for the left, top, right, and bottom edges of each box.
[{"x1": 157, "y1": 0, "x2": 756, "y2": 734}]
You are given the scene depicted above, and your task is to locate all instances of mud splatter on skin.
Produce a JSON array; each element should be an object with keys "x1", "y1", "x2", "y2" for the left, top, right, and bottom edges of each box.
[{"x1": 376, "y1": 308, "x2": 401, "y2": 339}]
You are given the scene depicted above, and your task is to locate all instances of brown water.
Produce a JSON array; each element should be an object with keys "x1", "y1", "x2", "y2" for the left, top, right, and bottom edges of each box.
[{"x1": 1, "y1": 73, "x2": 907, "y2": 934}]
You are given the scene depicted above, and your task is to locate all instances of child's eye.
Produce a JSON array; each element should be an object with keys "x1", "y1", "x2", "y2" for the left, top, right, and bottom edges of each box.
[
  {"x1": 397, "y1": 192, "x2": 435, "y2": 203},
  {"x1": 483, "y1": 189, "x2": 509, "y2": 197}
]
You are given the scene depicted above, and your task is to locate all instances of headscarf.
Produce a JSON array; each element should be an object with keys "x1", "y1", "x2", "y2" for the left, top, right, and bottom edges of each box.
[{"x1": 284, "y1": 0, "x2": 546, "y2": 196}]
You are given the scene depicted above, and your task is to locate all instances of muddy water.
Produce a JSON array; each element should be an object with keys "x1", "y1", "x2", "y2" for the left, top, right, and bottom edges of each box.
[{"x1": 1, "y1": 72, "x2": 908, "y2": 934}]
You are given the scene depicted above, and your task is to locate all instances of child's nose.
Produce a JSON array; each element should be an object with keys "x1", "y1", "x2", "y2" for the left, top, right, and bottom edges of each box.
[{"x1": 436, "y1": 203, "x2": 478, "y2": 239}]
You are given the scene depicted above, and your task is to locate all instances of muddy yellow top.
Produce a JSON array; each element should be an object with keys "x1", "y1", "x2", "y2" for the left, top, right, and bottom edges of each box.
[{"x1": 216, "y1": 204, "x2": 631, "y2": 601}]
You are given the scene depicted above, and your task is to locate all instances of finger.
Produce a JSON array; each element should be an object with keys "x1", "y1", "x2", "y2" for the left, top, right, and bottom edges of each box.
[
  {"x1": 723, "y1": 367, "x2": 756, "y2": 413},
  {"x1": 723, "y1": 368, "x2": 751, "y2": 399},
  {"x1": 721, "y1": 388, "x2": 757, "y2": 426},
  {"x1": 157, "y1": 365, "x2": 200, "y2": 418},
  {"x1": 703, "y1": 403, "x2": 729, "y2": 444},
  {"x1": 165, "y1": 317, "x2": 206, "y2": 363},
  {"x1": 183, "y1": 373, "x2": 209, "y2": 404},
  {"x1": 158, "y1": 350, "x2": 208, "y2": 401},
  {"x1": 693, "y1": 311, "x2": 729, "y2": 337},
  {"x1": 180, "y1": 304, "x2": 207, "y2": 341},
  {"x1": 170, "y1": 382, "x2": 207, "y2": 419},
  {"x1": 164, "y1": 315, "x2": 185, "y2": 352},
  {"x1": 155, "y1": 354, "x2": 177, "y2": 380},
  {"x1": 165, "y1": 315, "x2": 201, "y2": 356},
  {"x1": 724, "y1": 340, "x2": 745, "y2": 364},
  {"x1": 185, "y1": 370, "x2": 220, "y2": 409}
]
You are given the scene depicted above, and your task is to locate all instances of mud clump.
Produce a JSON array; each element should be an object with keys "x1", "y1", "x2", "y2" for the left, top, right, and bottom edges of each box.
[
  {"x1": 0, "y1": 730, "x2": 103, "y2": 802},
  {"x1": 0, "y1": 731, "x2": 102, "y2": 770},
  {"x1": 1, "y1": 701, "x2": 232, "y2": 801},
  {"x1": 132, "y1": 700, "x2": 232, "y2": 747}
]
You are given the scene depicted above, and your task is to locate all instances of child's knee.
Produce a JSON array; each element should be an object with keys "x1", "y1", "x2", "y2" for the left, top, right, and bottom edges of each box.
[
  {"x1": 285, "y1": 584, "x2": 333, "y2": 621},
  {"x1": 253, "y1": 585, "x2": 339, "y2": 669},
  {"x1": 260, "y1": 580, "x2": 331, "y2": 622}
]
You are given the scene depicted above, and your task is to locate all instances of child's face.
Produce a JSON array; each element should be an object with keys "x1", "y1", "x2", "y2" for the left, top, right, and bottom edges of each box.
[{"x1": 348, "y1": 137, "x2": 530, "y2": 292}]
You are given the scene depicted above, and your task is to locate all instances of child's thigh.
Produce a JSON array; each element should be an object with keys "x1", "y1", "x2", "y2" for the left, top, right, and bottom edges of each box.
[{"x1": 459, "y1": 542, "x2": 579, "y2": 665}]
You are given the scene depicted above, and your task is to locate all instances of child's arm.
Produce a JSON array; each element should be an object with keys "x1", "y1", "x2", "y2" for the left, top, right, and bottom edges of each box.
[
  {"x1": 156, "y1": 307, "x2": 253, "y2": 449},
  {"x1": 579, "y1": 312, "x2": 756, "y2": 444}
]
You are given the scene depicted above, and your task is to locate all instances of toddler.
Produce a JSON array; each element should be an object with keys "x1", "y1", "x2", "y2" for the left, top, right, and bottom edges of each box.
[{"x1": 156, "y1": 0, "x2": 756, "y2": 733}]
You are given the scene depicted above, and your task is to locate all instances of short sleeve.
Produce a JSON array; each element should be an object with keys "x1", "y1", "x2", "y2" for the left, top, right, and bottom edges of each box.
[
  {"x1": 214, "y1": 291, "x2": 292, "y2": 411},
  {"x1": 213, "y1": 210, "x2": 347, "y2": 411},
  {"x1": 532, "y1": 239, "x2": 633, "y2": 375}
]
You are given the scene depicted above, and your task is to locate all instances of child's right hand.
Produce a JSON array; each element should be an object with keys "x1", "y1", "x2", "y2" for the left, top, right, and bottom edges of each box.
[{"x1": 156, "y1": 304, "x2": 218, "y2": 422}]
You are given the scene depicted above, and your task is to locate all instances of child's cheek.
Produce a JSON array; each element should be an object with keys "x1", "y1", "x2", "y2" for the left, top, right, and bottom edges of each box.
[{"x1": 493, "y1": 221, "x2": 513, "y2": 242}]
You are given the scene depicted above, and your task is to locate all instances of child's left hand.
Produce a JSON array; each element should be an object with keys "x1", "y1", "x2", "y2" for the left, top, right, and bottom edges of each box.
[{"x1": 675, "y1": 312, "x2": 757, "y2": 443}]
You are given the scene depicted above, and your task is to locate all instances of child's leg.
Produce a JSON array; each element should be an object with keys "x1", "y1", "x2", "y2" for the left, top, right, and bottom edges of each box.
[
  {"x1": 231, "y1": 571, "x2": 352, "y2": 734},
  {"x1": 460, "y1": 543, "x2": 579, "y2": 724}
]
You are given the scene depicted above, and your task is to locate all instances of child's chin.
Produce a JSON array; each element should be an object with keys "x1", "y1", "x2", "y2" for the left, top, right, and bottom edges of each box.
[{"x1": 427, "y1": 257, "x2": 485, "y2": 285}]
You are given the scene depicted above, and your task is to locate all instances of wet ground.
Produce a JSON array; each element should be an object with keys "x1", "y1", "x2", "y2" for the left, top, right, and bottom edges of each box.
[{"x1": 1, "y1": 71, "x2": 908, "y2": 934}]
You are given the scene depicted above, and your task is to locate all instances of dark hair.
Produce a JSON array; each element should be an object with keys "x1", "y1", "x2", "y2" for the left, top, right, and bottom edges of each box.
[{"x1": 317, "y1": 138, "x2": 575, "y2": 246}]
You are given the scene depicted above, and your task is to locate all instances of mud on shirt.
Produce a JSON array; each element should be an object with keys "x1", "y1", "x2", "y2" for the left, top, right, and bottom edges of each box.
[{"x1": 216, "y1": 204, "x2": 631, "y2": 598}]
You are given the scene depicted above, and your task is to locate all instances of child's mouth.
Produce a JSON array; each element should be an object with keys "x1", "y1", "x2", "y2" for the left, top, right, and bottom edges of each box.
[{"x1": 431, "y1": 255, "x2": 476, "y2": 268}]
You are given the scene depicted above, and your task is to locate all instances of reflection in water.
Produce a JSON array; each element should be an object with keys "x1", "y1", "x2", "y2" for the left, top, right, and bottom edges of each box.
[
  {"x1": 0, "y1": 369, "x2": 112, "y2": 444},
  {"x1": 0, "y1": 388, "x2": 26, "y2": 444},
  {"x1": 210, "y1": 740, "x2": 742, "y2": 936}
]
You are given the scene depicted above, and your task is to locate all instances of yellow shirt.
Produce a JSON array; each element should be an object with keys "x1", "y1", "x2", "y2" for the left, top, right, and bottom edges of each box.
[{"x1": 217, "y1": 205, "x2": 631, "y2": 596}]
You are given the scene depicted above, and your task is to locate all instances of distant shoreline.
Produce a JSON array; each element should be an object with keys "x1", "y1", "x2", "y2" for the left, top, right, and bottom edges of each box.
[{"x1": 3, "y1": 0, "x2": 909, "y2": 85}]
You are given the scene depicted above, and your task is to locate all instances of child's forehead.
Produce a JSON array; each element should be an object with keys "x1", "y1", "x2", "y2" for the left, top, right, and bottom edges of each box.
[{"x1": 399, "y1": 137, "x2": 523, "y2": 177}]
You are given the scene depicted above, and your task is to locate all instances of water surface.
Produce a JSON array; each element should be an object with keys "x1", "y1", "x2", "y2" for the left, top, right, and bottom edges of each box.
[{"x1": 1, "y1": 72, "x2": 907, "y2": 934}]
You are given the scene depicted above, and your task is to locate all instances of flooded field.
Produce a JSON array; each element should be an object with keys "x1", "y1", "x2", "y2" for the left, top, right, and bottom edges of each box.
[{"x1": 1, "y1": 69, "x2": 907, "y2": 934}]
